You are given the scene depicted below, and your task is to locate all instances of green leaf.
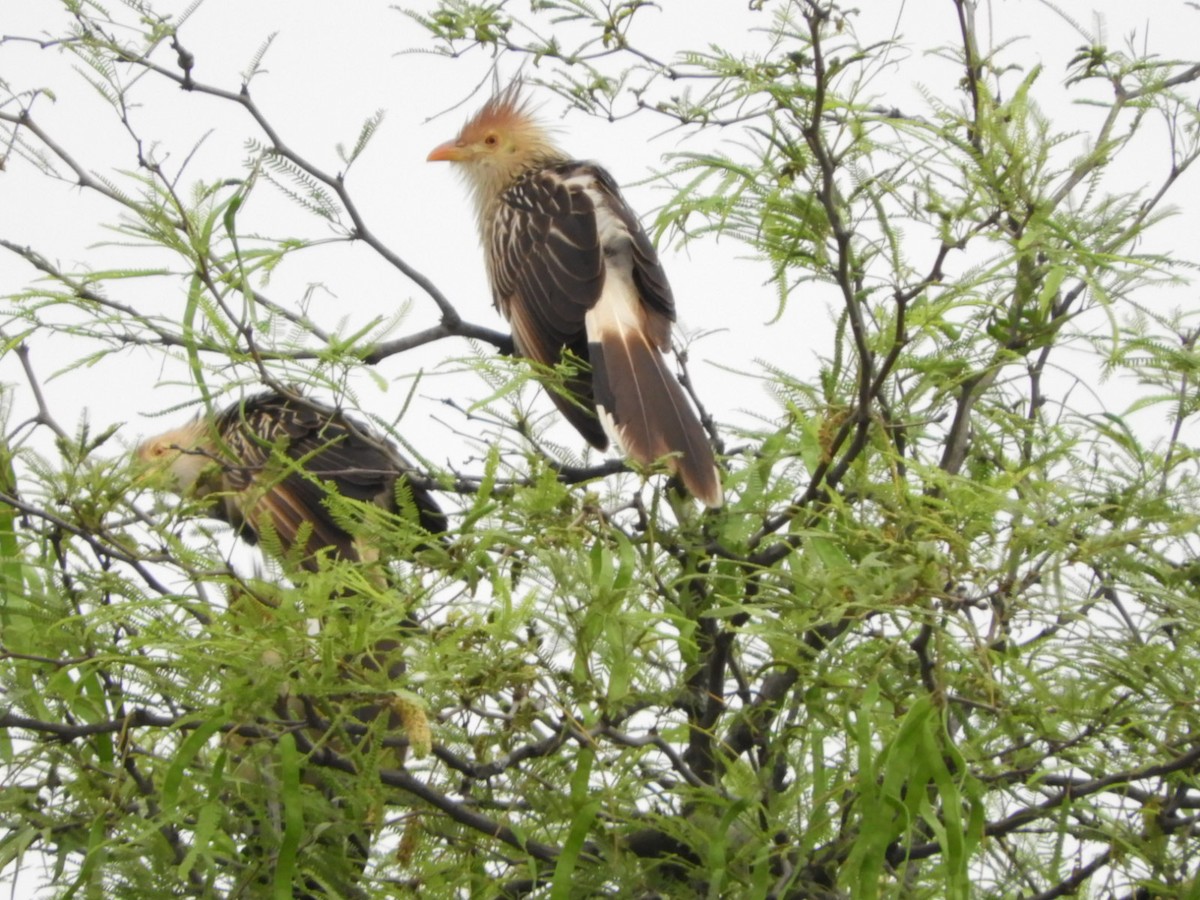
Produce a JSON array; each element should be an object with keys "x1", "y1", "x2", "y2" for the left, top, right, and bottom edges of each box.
[
  {"x1": 163, "y1": 716, "x2": 227, "y2": 813},
  {"x1": 551, "y1": 747, "x2": 599, "y2": 900},
  {"x1": 274, "y1": 733, "x2": 303, "y2": 900}
]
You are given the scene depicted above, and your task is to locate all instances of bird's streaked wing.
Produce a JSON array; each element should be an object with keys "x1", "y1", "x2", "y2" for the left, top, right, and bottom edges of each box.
[{"x1": 215, "y1": 395, "x2": 445, "y2": 566}]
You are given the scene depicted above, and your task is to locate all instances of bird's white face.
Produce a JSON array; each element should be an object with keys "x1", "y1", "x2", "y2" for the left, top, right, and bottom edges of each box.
[{"x1": 135, "y1": 420, "x2": 213, "y2": 495}]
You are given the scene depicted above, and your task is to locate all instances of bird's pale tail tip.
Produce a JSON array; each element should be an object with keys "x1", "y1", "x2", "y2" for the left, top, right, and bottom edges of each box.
[{"x1": 686, "y1": 466, "x2": 724, "y2": 509}]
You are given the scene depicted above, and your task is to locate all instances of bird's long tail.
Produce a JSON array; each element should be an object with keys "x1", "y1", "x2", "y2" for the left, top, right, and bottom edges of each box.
[{"x1": 586, "y1": 303, "x2": 723, "y2": 508}]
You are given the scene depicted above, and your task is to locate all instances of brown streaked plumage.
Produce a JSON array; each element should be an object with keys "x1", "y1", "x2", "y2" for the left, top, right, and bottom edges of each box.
[
  {"x1": 136, "y1": 390, "x2": 446, "y2": 567},
  {"x1": 428, "y1": 81, "x2": 723, "y2": 508},
  {"x1": 139, "y1": 391, "x2": 442, "y2": 895}
]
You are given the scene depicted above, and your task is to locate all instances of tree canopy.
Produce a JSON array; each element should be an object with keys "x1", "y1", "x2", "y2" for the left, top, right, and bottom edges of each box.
[{"x1": 3, "y1": 1, "x2": 1200, "y2": 897}]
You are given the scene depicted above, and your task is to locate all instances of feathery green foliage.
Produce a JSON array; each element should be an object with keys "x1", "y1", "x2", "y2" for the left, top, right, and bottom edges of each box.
[{"x1": 2, "y1": 1, "x2": 1200, "y2": 897}]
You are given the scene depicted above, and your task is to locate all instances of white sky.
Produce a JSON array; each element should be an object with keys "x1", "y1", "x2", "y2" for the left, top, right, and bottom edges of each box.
[
  {"x1": 2, "y1": 0, "x2": 1196, "y2": 467},
  {"x1": 1, "y1": 0, "x2": 1198, "y2": 895}
]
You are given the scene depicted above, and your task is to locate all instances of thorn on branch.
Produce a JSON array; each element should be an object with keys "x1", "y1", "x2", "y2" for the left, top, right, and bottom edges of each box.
[
  {"x1": 170, "y1": 36, "x2": 194, "y2": 89},
  {"x1": 492, "y1": 330, "x2": 515, "y2": 357}
]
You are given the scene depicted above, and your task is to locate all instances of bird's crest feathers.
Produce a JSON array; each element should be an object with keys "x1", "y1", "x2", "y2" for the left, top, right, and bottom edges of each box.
[
  {"x1": 433, "y1": 81, "x2": 566, "y2": 210},
  {"x1": 460, "y1": 81, "x2": 559, "y2": 151}
]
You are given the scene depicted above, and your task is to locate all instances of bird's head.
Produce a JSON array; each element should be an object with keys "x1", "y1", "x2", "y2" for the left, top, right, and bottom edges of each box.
[
  {"x1": 428, "y1": 81, "x2": 564, "y2": 200},
  {"x1": 135, "y1": 418, "x2": 215, "y2": 495}
]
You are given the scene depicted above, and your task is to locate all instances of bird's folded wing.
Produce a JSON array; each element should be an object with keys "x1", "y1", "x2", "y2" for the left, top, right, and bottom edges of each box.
[
  {"x1": 218, "y1": 397, "x2": 445, "y2": 559},
  {"x1": 587, "y1": 165, "x2": 677, "y2": 340},
  {"x1": 493, "y1": 165, "x2": 606, "y2": 363}
]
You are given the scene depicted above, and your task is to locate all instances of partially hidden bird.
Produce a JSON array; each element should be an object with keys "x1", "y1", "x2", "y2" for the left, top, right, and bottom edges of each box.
[
  {"x1": 428, "y1": 81, "x2": 723, "y2": 508},
  {"x1": 136, "y1": 389, "x2": 446, "y2": 567},
  {"x1": 137, "y1": 389, "x2": 443, "y2": 896}
]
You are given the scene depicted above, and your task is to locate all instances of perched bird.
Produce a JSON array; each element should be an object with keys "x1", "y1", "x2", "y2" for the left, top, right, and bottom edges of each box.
[
  {"x1": 428, "y1": 81, "x2": 723, "y2": 508},
  {"x1": 137, "y1": 389, "x2": 443, "y2": 896},
  {"x1": 136, "y1": 389, "x2": 445, "y2": 567}
]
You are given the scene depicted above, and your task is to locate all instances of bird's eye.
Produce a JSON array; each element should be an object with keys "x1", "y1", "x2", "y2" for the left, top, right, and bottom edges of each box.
[{"x1": 484, "y1": 133, "x2": 498, "y2": 146}]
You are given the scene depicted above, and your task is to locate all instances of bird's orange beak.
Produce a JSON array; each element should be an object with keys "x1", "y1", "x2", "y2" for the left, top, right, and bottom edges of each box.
[{"x1": 427, "y1": 140, "x2": 465, "y2": 162}]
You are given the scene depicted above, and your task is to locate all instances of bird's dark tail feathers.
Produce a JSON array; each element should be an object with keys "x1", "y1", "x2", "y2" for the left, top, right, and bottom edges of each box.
[{"x1": 589, "y1": 327, "x2": 723, "y2": 508}]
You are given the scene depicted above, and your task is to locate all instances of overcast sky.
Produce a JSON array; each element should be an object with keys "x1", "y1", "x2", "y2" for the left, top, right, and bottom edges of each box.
[{"x1": 2, "y1": 0, "x2": 1196, "y2": 472}]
